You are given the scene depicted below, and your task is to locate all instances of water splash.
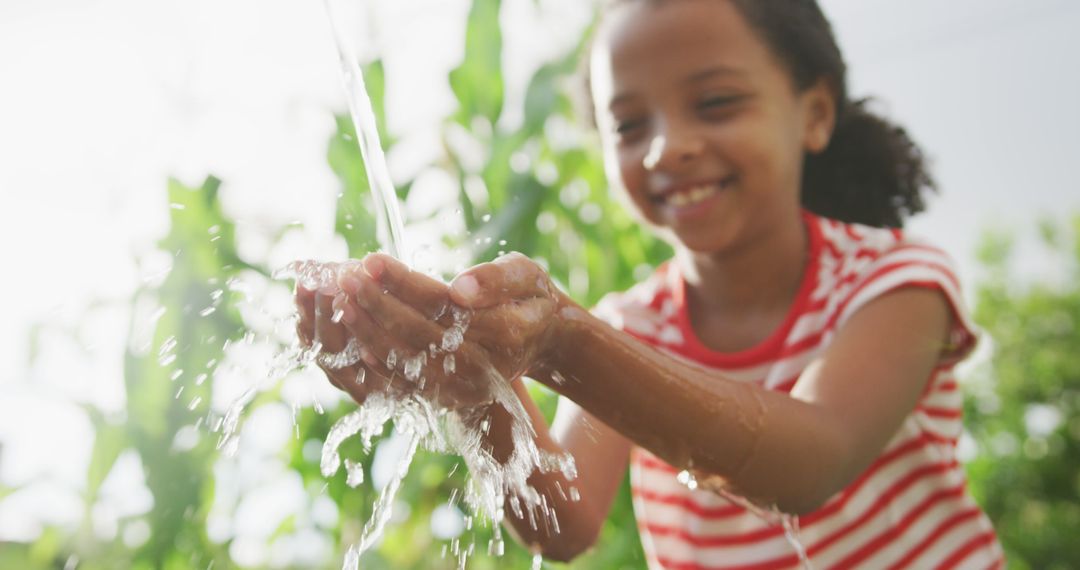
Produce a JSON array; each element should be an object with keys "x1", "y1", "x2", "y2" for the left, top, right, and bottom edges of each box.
[{"x1": 266, "y1": 261, "x2": 574, "y2": 567}]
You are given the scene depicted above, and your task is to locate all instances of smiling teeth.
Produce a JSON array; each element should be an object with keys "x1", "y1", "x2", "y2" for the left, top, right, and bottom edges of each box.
[{"x1": 667, "y1": 185, "x2": 718, "y2": 207}]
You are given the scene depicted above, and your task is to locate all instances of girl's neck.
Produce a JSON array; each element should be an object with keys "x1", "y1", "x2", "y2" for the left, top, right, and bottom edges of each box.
[{"x1": 677, "y1": 211, "x2": 809, "y2": 320}]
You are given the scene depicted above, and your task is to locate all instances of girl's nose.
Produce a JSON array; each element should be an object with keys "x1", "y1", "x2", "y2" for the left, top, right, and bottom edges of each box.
[{"x1": 643, "y1": 126, "x2": 705, "y2": 172}]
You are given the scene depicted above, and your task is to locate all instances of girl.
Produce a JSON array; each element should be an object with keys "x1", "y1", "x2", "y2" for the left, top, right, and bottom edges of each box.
[{"x1": 298, "y1": 0, "x2": 1004, "y2": 567}]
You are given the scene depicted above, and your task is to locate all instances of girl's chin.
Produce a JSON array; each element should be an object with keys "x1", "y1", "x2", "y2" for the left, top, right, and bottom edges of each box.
[{"x1": 668, "y1": 226, "x2": 738, "y2": 255}]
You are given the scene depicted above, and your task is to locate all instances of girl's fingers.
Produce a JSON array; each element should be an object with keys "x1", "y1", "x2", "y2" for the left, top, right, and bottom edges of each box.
[
  {"x1": 314, "y1": 287, "x2": 349, "y2": 353},
  {"x1": 339, "y1": 296, "x2": 420, "y2": 377},
  {"x1": 327, "y1": 302, "x2": 407, "y2": 401},
  {"x1": 449, "y1": 253, "x2": 551, "y2": 309},
  {"x1": 352, "y1": 253, "x2": 451, "y2": 320},
  {"x1": 295, "y1": 285, "x2": 317, "y2": 346},
  {"x1": 348, "y1": 270, "x2": 448, "y2": 352},
  {"x1": 339, "y1": 288, "x2": 494, "y2": 405}
]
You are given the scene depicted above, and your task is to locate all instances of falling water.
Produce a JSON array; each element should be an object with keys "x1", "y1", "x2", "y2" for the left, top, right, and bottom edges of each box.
[
  {"x1": 679, "y1": 470, "x2": 812, "y2": 570},
  {"x1": 321, "y1": 0, "x2": 407, "y2": 259}
]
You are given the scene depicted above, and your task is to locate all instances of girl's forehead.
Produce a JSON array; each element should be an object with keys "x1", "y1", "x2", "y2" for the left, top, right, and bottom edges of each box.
[{"x1": 591, "y1": 0, "x2": 773, "y2": 101}]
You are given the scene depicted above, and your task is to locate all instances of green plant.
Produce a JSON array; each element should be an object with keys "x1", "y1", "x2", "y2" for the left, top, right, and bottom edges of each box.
[{"x1": 964, "y1": 217, "x2": 1080, "y2": 570}]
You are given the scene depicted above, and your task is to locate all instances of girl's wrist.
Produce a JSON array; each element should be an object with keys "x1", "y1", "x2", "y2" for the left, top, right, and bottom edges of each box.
[{"x1": 531, "y1": 291, "x2": 593, "y2": 383}]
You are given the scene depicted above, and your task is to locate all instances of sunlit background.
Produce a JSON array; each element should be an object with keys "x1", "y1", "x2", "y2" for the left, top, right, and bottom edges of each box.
[{"x1": 2, "y1": 0, "x2": 1079, "y2": 568}]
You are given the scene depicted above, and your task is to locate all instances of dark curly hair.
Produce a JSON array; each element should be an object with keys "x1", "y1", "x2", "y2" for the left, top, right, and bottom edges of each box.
[{"x1": 590, "y1": 0, "x2": 936, "y2": 229}]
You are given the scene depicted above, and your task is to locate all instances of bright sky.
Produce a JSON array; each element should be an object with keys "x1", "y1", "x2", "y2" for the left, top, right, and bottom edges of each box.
[{"x1": 1, "y1": 0, "x2": 1078, "y2": 551}]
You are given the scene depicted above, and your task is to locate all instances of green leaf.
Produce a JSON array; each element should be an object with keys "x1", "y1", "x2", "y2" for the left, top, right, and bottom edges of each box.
[
  {"x1": 449, "y1": 0, "x2": 504, "y2": 125},
  {"x1": 85, "y1": 410, "x2": 127, "y2": 503}
]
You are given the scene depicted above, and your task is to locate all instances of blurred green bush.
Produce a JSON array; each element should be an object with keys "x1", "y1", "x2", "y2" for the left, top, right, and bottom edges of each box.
[{"x1": 963, "y1": 218, "x2": 1080, "y2": 569}]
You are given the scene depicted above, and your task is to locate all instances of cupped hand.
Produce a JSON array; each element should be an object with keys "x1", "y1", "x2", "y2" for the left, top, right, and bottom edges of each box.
[
  {"x1": 338, "y1": 252, "x2": 569, "y2": 408},
  {"x1": 293, "y1": 261, "x2": 397, "y2": 405},
  {"x1": 294, "y1": 252, "x2": 571, "y2": 409}
]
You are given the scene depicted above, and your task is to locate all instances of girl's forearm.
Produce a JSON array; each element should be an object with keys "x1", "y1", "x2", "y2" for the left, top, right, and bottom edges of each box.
[
  {"x1": 481, "y1": 379, "x2": 609, "y2": 561},
  {"x1": 543, "y1": 305, "x2": 851, "y2": 514}
]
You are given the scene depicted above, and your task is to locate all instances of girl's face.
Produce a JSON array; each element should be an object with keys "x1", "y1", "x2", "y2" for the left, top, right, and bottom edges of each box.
[{"x1": 591, "y1": 0, "x2": 835, "y2": 254}]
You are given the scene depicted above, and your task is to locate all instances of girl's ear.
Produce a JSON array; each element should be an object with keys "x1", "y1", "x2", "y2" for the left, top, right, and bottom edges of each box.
[{"x1": 802, "y1": 78, "x2": 837, "y2": 154}]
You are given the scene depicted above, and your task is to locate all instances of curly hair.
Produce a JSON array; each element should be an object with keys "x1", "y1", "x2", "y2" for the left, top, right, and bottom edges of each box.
[{"x1": 590, "y1": 0, "x2": 936, "y2": 229}]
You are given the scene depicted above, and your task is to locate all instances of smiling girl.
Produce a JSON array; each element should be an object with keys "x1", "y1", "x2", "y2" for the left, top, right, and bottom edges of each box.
[{"x1": 298, "y1": 0, "x2": 1004, "y2": 567}]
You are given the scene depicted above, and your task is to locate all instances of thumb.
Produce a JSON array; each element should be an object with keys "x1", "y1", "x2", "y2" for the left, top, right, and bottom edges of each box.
[
  {"x1": 449, "y1": 253, "x2": 550, "y2": 309},
  {"x1": 449, "y1": 274, "x2": 484, "y2": 308}
]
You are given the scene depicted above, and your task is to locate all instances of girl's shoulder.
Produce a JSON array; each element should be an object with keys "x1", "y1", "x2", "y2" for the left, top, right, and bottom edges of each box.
[
  {"x1": 809, "y1": 212, "x2": 977, "y2": 362},
  {"x1": 808, "y1": 212, "x2": 963, "y2": 301}
]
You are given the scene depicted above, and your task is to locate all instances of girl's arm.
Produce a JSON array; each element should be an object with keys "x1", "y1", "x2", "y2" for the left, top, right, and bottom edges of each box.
[
  {"x1": 480, "y1": 380, "x2": 631, "y2": 561},
  {"x1": 335, "y1": 252, "x2": 950, "y2": 533},
  {"x1": 547, "y1": 285, "x2": 951, "y2": 514}
]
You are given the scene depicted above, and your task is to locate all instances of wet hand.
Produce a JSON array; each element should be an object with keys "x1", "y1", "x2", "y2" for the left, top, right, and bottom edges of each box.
[
  {"x1": 293, "y1": 262, "x2": 400, "y2": 405},
  {"x1": 293, "y1": 256, "x2": 488, "y2": 408},
  {"x1": 335, "y1": 252, "x2": 569, "y2": 407}
]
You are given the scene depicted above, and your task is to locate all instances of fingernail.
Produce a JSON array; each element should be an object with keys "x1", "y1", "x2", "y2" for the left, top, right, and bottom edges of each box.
[
  {"x1": 332, "y1": 295, "x2": 356, "y2": 325},
  {"x1": 339, "y1": 273, "x2": 362, "y2": 296},
  {"x1": 363, "y1": 254, "x2": 386, "y2": 280},
  {"x1": 452, "y1": 275, "x2": 479, "y2": 301}
]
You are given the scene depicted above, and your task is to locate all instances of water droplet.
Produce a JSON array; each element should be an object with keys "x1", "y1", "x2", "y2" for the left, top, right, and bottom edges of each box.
[
  {"x1": 170, "y1": 203, "x2": 186, "y2": 210},
  {"x1": 403, "y1": 353, "x2": 426, "y2": 381},
  {"x1": 355, "y1": 368, "x2": 366, "y2": 384},
  {"x1": 345, "y1": 459, "x2": 365, "y2": 487},
  {"x1": 440, "y1": 327, "x2": 465, "y2": 352},
  {"x1": 188, "y1": 396, "x2": 202, "y2": 411},
  {"x1": 331, "y1": 309, "x2": 345, "y2": 323},
  {"x1": 677, "y1": 469, "x2": 698, "y2": 490},
  {"x1": 498, "y1": 240, "x2": 507, "y2": 246},
  {"x1": 159, "y1": 337, "x2": 178, "y2": 356},
  {"x1": 385, "y1": 349, "x2": 398, "y2": 370},
  {"x1": 443, "y1": 354, "x2": 456, "y2": 375},
  {"x1": 170, "y1": 369, "x2": 184, "y2": 381},
  {"x1": 317, "y1": 339, "x2": 362, "y2": 369},
  {"x1": 481, "y1": 214, "x2": 492, "y2": 223},
  {"x1": 199, "y1": 306, "x2": 216, "y2": 317}
]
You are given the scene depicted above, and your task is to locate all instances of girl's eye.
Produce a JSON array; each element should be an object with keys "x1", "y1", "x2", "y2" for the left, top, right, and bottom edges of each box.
[
  {"x1": 615, "y1": 118, "x2": 647, "y2": 138},
  {"x1": 699, "y1": 95, "x2": 742, "y2": 110}
]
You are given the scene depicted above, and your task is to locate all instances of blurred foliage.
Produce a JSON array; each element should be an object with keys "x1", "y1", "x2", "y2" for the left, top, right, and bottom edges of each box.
[{"x1": 963, "y1": 216, "x2": 1080, "y2": 570}]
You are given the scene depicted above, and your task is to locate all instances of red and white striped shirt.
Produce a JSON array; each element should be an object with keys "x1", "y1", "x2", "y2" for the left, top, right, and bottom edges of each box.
[{"x1": 593, "y1": 212, "x2": 1003, "y2": 569}]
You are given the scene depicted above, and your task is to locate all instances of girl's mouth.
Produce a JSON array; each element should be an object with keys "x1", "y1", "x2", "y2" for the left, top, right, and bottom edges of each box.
[{"x1": 651, "y1": 176, "x2": 736, "y2": 220}]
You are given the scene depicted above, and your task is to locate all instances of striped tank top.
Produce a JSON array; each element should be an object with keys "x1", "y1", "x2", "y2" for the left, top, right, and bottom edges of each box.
[{"x1": 592, "y1": 212, "x2": 1003, "y2": 569}]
